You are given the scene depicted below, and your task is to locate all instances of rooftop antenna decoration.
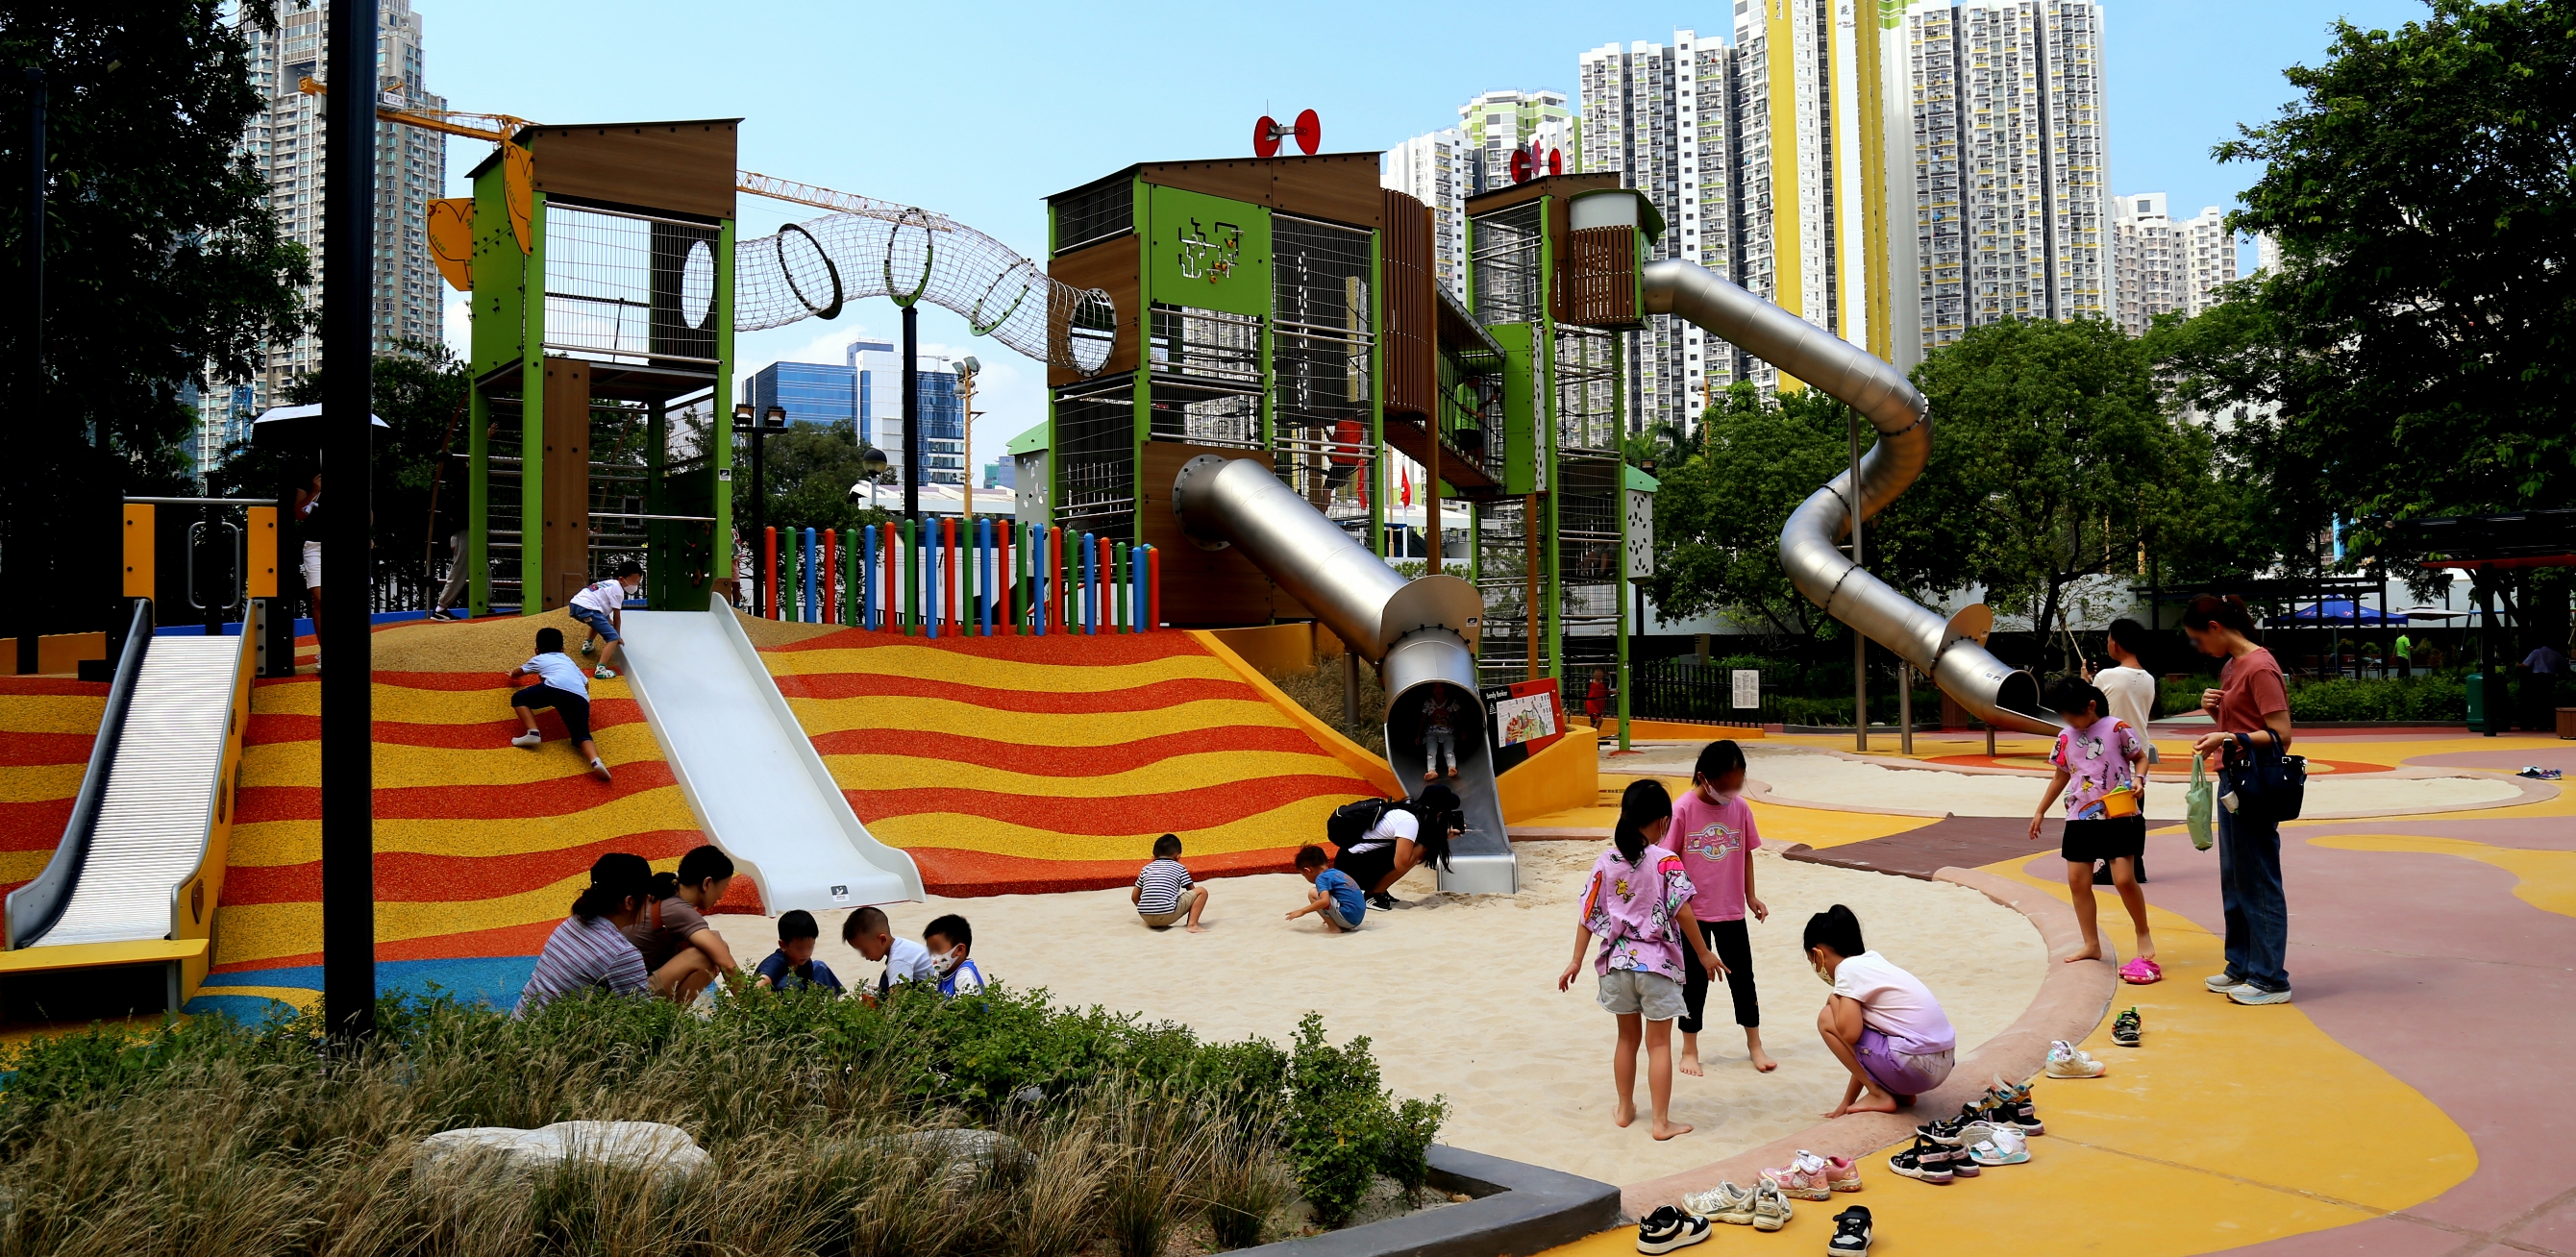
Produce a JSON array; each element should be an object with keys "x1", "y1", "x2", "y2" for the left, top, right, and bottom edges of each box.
[
  {"x1": 1252, "y1": 109, "x2": 1323, "y2": 158},
  {"x1": 1508, "y1": 140, "x2": 1563, "y2": 185}
]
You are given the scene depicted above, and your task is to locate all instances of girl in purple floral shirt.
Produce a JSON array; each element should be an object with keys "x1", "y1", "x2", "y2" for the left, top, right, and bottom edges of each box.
[{"x1": 1558, "y1": 778, "x2": 1730, "y2": 1142}]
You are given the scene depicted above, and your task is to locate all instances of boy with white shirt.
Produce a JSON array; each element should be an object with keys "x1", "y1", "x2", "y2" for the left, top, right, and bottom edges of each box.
[
  {"x1": 843, "y1": 904, "x2": 937, "y2": 998},
  {"x1": 508, "y1": 627, "x2": 612, "y2": 781},
  {"x1": 570, "y1": 561, "x2": 643, "y2": 679},
  {"x1": 2087, "y1": 618, "x2": 2158, "y2": 885}
]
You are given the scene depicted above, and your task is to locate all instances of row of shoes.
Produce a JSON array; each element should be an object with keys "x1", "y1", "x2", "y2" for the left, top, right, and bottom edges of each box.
[
  {"x1": 1889, "y1": 1076, "x2": 2043, "y2": 1185},
  {"x1": 1638, "y1": 1201, "x2": 1875, "y2": 1255}
]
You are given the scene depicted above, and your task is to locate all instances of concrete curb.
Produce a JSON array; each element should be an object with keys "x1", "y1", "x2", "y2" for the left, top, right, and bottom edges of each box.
[
  {"x1": 1618, "y1": 863, "x2": 2116, "y2": 1218},
  {"x1": 1231, "y1": 1145, "x2": 1622, "y2": 1256}
]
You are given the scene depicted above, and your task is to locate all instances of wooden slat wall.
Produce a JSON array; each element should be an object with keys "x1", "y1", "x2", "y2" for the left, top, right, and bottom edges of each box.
[
  {"x1": 540, "y1": 358, "x2": 592, "y2": 611},
  {"x1": 1564, "y1": 226, "x2": 1641, "y2": 328},
  {"x1": 1381, "y1": 190, "x2": 1436, "y2": 421},
  {"x1": 1047, "y1": 234, "x2": 1141, "y2": 389},
  {"x1": 530, "y1": 120, "x2": 739, "y2": 221},
  {"x1": 1136, "y1": 441, "x2": 1316, "y2": 628}
]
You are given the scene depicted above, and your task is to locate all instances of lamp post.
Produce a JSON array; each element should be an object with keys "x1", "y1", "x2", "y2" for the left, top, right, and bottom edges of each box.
[
  {"x1": 954, "y1": 357, "x2": 981, "y2": 518},
  {"x1": 739, "y1": 403, "x2": 788, "y2": 611}
]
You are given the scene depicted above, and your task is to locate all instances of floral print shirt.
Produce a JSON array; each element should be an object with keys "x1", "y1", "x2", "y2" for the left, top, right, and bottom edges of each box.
[
  {"x1": 2049, "y1": 718, "x2": 2144, "y2": 820},
  {"x1": 1580, "y1": 847, "x2": 1697, "y2": 981}
]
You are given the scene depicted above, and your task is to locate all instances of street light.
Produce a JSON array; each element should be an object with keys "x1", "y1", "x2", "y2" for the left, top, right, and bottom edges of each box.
[
  {"x1": 952, "y1": 357, "x2": 982, "y2": 519},
  {"x1": 739, "y1": 402, "x2": 789, "y2": 611},
  {"x1": 849, "y1": 445, "x2": 889, "y2": 511}
]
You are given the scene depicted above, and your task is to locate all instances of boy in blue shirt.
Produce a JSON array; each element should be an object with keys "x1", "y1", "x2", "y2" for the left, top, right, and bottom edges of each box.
[
  {"x1": 754, "y1": 909, "x2": 843, "y2": 994},
  {"x1": 924, "y1": 914, "x2": 985, "y2": 996},
  {"x1": 1286, "y1": 844, "x2": 1366, "y2": 932}
]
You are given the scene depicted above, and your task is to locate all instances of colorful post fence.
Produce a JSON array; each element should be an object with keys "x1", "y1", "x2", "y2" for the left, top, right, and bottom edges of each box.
[{"x1": 850, "y1": 516, "x2": 1158, "y2": 637}]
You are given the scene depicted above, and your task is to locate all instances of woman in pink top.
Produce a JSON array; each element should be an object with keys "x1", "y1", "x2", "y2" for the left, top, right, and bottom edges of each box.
[
  {"x1": 1661, "y1": 740, "x2": 1776, "y2": 1076},
  {"x1": 2185, "y1": 595, "x2": 2295, "y2": 1005},
  {"x1": 1557, "y1": 778, "x2": 1729, "y2": 1142}
]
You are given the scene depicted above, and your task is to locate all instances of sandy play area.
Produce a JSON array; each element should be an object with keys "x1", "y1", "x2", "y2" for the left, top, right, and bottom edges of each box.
[
  {"x1": 1609, "y1": 743, "x2": 2525, "y2": 819},
  {"x1": 708, "y1": 841, "x2": 2043, "y2": 1186}
]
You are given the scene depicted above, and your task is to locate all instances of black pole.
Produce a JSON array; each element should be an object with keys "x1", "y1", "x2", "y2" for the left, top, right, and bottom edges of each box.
[
  {"x1": 902, "y1": 304, "x2": 920, "y2": 522},
  {"x1": 749, "y1": 422, "x2": 765, "y2": 613},
  {"x1": 16, "y1": 67, "x2": 44, "y2": 677},
  {"x1": 320, "y1": 0, "x2": 378, "y2": 1039}
]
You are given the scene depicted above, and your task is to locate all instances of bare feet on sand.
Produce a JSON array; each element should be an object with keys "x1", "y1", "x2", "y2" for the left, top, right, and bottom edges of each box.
[
  {"x1": 1678, "y1": 1050, "x2": 1704, "y2": 1077},
  {"x1": 1184, "y1": 924, "x2": 1206, "y2": 934},
  {"x1": 1614, "y1": 1099, "x2": 1636, "y2": 1128},
  {"x1": 1652, "y1": 1120, "x2": 1695, "y2": 1141},
  {"x1": 1750, "y1": 1047, "x2": 1778, "y2": 1073}
]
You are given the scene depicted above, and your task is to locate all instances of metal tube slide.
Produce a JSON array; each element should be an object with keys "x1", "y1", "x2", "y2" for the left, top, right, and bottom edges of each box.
[
  {"x1": 1641, "y1": 259, "x2": 2054, "y2": 734},
  {"x1": 1171, "y1": 454, "x2": 1515, "y2": 894}
]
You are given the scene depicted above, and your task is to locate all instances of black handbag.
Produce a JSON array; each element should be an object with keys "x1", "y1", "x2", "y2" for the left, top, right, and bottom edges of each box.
[{"x1": 2224, "y1": 731, "x2": 2307, "y2": 823}]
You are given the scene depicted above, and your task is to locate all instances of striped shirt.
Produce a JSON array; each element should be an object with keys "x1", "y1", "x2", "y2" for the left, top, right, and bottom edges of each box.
[
  {"x1": 514, "y1": 913, "x2": 652, "y2": 1017},
  {"x1": 1133, "y1": 857, "x2": 1195, "y2": 916}
]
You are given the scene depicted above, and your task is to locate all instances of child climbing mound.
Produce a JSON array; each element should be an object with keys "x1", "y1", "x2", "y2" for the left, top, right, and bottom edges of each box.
[
  {"x1": 1662, "y1": 740, "x2": 1774, "y2": 1076},
  {"x1": 2027, "y1": 676, "x2": 2159, "y2": 981},
  {"x1": 1558, "y1": 778, "x2": 1729, "y2": 1143},
  {"x1": 508, "y1": 626, "x2": 612, "y2": 782}
]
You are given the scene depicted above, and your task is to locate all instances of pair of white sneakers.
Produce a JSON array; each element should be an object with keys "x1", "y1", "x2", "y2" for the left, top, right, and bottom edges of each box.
[
  {"x1": 2045, "y1": 1038, "x2": 2109, "y2": 1078},
  {"x1": 1678, "y1": 1178, "x2": 1796, "y2": 1232},
  {"x1": 2206, "y1": 970, "x2": 2295, "y2": 1004}
]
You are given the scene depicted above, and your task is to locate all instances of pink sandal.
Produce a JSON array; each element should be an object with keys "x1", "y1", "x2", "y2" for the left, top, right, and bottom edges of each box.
[{"x1": 2118, "y1": 956, "x2": 2163, "y2": 985}]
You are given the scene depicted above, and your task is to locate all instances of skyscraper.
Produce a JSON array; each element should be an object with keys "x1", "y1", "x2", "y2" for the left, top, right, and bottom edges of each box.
[
  {"x1": 2110, "y1": 192, "x2": 2234, "y2": 335},
  {"x1": 1380, "y1": 130, "x2": 1471, "y2": 301},
  {"x1": 230, "y1": 0, "x2": 446, "y2": 417},
  {"x1": 1457, "y1": 89, "x2": 1580, "y2": 193},
  {"x1": 1904, "y1": 0, "x2": 2112, "y2": 355}
]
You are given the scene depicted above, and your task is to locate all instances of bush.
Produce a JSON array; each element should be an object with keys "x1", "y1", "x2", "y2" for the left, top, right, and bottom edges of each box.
[
  {"x1": 2287, "y1": 676, "x2": 2465, "y2": 723},
  {"x1": 0, "y1": 986, "x2": 1441, "y2": 1255}
]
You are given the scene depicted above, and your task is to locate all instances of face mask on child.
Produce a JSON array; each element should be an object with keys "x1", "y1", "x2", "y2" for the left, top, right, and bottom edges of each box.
[
  {"x1": 1813, "y1": 959, "x2": 1834, "y2": 987},
  {"x1": 929, "y1": 948, "x2": 961, "y2": 977}
]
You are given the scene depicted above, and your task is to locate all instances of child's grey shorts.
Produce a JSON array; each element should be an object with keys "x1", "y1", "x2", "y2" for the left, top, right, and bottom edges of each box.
[{"x1": 1597, "y1": 969, "x2": 1685, "y2": 1022}]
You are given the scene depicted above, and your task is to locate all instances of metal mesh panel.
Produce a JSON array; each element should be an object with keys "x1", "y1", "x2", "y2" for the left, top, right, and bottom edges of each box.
[
  {"x1": 1555, "y1": 452, "x2": 1622, "y2": 648},
  {"x1": 544, "y1": 205, "x2": 721, "y2": 366},
  {"x1": 1471, "y1": 202, "x2": 1545, "y2": 326},
  {"x1": 1147, "y1": 304, "x2": 1263, "y2": 449},
  {"x1": 1554, "y1": 326, "x2": 1621, "y2": 452},
  {"x1": 737, "y1": 210, "x2": 1117, "y2": 375},
  {"x1": 1271, "y1": 215, "x2": 1375, "y2": 535},
  {"x1": 1053, "y1": 375, "x2": 1137, "y2": 539},
  {"x1": 1053, "y1": 177, "x2": 1134, "y2": 255},
  {"x1": 1476, "y1": 497, "x2": 1535, "y2": 687},
  {"x1": 1440, "y1": 338, "x2": 1506, "y2": 485}
]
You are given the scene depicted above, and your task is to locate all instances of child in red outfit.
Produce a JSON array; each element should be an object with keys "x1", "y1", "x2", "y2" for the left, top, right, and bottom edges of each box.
[{"x1": 1660, "y1": 740, "x2": 1775, "y2": 1075}]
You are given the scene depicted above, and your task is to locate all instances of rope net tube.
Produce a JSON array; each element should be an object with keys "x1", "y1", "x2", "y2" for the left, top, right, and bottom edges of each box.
[{"x1": 736, "y1": 210, "x2": 1116, "y2": 375}]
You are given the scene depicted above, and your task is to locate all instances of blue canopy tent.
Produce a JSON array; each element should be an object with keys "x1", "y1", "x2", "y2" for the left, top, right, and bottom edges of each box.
[{"x1": 2266, "y1": 599, "x2": 2409, "y2": 626}]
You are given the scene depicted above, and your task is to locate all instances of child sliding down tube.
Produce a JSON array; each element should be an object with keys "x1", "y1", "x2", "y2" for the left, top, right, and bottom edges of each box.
[
  {"x1": 1418, "y1": 683, "x2": 1463, "y2": 783},
  {"x1": 1559, "y1": 778, "x2": 1730, "y2": 1142},
  {"x1": 1663, "y1": 740, "x2": 1775, "y2": 1076},
  {"x1": 2026, "y1": 676, "x2": 2160, "y2": 982}
]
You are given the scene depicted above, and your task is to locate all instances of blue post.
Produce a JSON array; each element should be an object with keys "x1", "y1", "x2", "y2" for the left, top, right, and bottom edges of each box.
[
  {"x1": 862, "y1": 526, "x2": 878, "y2": 630},
  {"x1": 1080, "y1": 531, "x2": 1096, "y2": 635},
  {"x1": 1031, "y1": 523, "x2": 1046, "y2": 636},
  {"x1": 1134, "y1": 544, "x2": 1149, "y2": 634},
  {"x1": 804, "y1": 528, "x2": 818, "y2": 623},
  {"x1": 925, "y1": 523, "x2": 939, "y2": 640}
]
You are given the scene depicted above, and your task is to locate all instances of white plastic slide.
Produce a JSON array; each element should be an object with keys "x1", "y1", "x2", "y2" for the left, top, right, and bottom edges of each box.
[{"x1": 619, "y1": 597, "x2": 923, "y2": 914}]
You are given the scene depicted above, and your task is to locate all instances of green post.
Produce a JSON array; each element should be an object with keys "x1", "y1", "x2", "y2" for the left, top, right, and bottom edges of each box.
[
  {"x1": 899, "y1": 518, "x2": 916, "y2": 635},
  {"x1": 711, "y1": 217, "x2": 735, "y2": 610},
  {"x1": 519, "y1": 191, "x2": 549, "y2": 615}
]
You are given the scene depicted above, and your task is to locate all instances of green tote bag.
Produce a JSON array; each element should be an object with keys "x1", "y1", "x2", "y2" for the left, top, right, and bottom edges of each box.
[{"x1": 2186, "y1": 755, "x2": 2215, "y2": 850}]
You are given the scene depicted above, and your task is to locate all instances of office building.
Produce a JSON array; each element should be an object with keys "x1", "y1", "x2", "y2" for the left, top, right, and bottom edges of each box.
[
  {"x1": 740, "y1": 339, "x2": 968, "y2": 486},
  {"x1": 1458, "y1": 89, "x2": 1580, "y2": 193},
  {"x1": 1380, "y1": 129, "x2": 1471, "y2": 300},
  {"x1": 741, "y1": 360, "x2": 856, "y2": 428},
  {"x1": 2111, "y1": 192, "x2": 2237, "y2": 335},
  {"x1": 231, "y1": 0, "x2": 446, "y2": 415},
  {"x1": 1905, "y1": 0, "x2": 2112, "y2": 355}
]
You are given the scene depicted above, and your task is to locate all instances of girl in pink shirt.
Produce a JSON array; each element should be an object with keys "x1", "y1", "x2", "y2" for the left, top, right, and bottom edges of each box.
[{"x1": 1660, "y1": 740, "x2": 1776, "y2": 1075}]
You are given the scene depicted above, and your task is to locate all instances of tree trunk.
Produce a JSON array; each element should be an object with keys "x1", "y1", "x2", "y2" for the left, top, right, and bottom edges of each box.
[{"x1": 2034, "y1": 579, "x2": 2065, "y2": 676}]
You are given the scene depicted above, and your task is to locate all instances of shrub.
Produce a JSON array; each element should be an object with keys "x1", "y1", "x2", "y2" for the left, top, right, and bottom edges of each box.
[
  {"x1": 2287, "y1": 676, "x2": 2465, "y2": 723},
  {"x1": 1283, "y1": 1012, "x2": 1385, "y2": 1226}
]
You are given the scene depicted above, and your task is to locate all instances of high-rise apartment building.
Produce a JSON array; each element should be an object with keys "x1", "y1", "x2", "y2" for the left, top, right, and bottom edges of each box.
[
  {"x1": 1380, "y1": 130, "x2": 1471, "y2": 301},
  {"x1": 2110, "y1": 192, "x2": 2236, "y2": 335},
  {"x1": 1904, "y1": 0, "x2": 2111, "y2": 355},
  {"x1": 1457, "y1": 89, "x2": 1580, "y2": 193},
  {"x1": 228, "y1": 0, "x2": 446, "y2": 423}
]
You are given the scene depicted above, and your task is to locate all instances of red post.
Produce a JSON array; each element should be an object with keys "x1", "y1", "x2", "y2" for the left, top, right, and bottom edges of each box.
[
  {"x1": 1000, "y1": 525, "x2": 1014, "y2": 636},
  {"x1": 763, "y1": 527, "x2": 778, "y2": 619},
  {"x1": 822, "y1": 529, "x2": 837, "y2": 624},
  {"x1": 1149, "y1": 545, "x2": 1160, "y2": 632},
  {"x1": 883, "y1": 522, "x2": 898, "y2": 632}
]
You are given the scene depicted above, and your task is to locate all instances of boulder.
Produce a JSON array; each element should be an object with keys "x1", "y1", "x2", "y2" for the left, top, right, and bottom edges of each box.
[
  {"x1": 416, "y1": 1121, "x2": 707, "y2": 1186},
  {"x1": 852, "y1": 1127, "x2": 1027, "y2": 1187}
]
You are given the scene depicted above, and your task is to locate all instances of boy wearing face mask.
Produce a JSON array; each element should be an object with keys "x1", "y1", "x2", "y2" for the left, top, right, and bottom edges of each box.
[{"x1": 924, "y1": 913, "x2": 984, "y2": 997}]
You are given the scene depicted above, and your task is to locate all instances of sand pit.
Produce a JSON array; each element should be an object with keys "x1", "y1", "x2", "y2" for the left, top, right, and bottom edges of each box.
[
  {"x1": 707, "y1": 841, "x2": 2043, "y2": 1186},
  {"x1": 1615, "y1": 744, "x2": 2523, "y2": 819}
]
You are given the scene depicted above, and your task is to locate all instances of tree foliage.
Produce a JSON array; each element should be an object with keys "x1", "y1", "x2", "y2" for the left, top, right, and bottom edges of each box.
[
  {"x1": 751, "y1": 419, "x2": 900, "y2": 539},
  {"x1": 208, "y1": 343, "x2": 470, "y2": 572},
  {"x1": 2198, "y1": 0, "x2": 2576, "y2": 540},
  {"x1": 0, "y1": 2, "x2": 309, "y2": 624}
]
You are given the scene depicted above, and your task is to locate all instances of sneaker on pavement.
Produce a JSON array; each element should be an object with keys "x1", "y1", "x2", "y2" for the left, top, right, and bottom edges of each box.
[
  {"x1": 2206, "y1": 969, "x2": 2247, "y2": 993},
  {"x1": 1986, "y1": 1076, "x2": 2044, "y2": 1135},
  {"x1": 1920, "y1": 1104, "x2": 1985, "y2": 1146},
  {"x1": 1819, "y1": 1151, "x2": 1863, "y2": 1193},
  {"x1": 1888, "y1": 1135, "x2": 1953, "y2": 1185},
  {"x1": 427, "y1": 607, "x2": 457, "y2": 622},
  {"x1": 1966, "y1": 1128, "x2": 2031, "y2": 1167},
  {"x1": 2113, "y1": 1007, "x2": 2143, "y2": 1047},
  {"x1": 510, "y1": 731, "x2": 543, "y2": 750},
  {"x1": 589, "y1": 757, "x2": 613, "y2": 783},
  {"x1": 2045, "y1": 1039, "x2": 2108, "y2": 1078},
  {"x1": 1944, "y1": 1142, "x2": 1980, "y2": 1177},
  {"x1": 1749, "y1": 1179, "x2": 1794, "y2": 1231},
  {"x1": 1762, "y1": 1152, "x2": 1835, "y2": 1201},
  {"x1": 1828, "y1": 1205, "x2": 1874, "y2": 1256},
  {"x1": 2229, "y1": 984, "x2": 2294, "y2": 1005},
  {"x1": 1637, "y1": 1205, "x2": 1710, "y2": 1254},
  {"x1": 1681, "y1": 1181, "x2": 1756, "y2": 1225}
]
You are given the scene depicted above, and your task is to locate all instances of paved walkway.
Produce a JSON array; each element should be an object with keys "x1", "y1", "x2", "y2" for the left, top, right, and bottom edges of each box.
[{"x1": 1536, "y1": 728, "x2": 2572, "y2": 1257}]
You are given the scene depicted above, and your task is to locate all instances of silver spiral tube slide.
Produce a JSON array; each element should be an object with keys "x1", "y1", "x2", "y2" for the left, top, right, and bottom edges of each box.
[{"x1": 1641, "y1": 259, "x2": 2055, "y2": 734}]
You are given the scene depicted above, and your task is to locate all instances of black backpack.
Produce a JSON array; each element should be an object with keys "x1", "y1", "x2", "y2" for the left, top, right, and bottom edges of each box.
[{"x1": 1325, "y1": 798, "x2": 1390, "y2": 849}]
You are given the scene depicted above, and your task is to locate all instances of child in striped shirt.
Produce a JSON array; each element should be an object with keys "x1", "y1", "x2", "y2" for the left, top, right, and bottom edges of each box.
[
  {"x1": 1131, "y1": 832, "x2": 1209, "y2": 932},
  {"x1": 515, "y1": 852, "x2": 655, "y2": 1017}
]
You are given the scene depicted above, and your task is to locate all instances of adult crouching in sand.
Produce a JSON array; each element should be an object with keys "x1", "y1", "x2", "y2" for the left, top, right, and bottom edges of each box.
[
  {"x1": 1331, "y1": 786, "x2": 1459, "y2": 910},
  {"x1": 1807, "y1": 904, "x2": 1956, "y2": 1118}
]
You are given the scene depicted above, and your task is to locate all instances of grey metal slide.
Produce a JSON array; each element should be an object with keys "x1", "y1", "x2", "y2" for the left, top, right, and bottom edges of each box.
[{"x1": 1172, "y1": 454, "x2": 1518, "y2": 894}]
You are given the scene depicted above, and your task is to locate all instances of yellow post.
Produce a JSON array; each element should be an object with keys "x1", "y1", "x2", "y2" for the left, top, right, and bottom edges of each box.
[
  {"x1": 122, "y1": 505, "x2": 155, "y2": 598},
  {"x1": 246, "y1": 506, "x2": 279, "y2": 598}
]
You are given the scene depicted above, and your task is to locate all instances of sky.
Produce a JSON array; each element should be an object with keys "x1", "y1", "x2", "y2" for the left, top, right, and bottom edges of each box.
[{"x1": 428, "y1": 0, "x2": 2435, "y2": 476}]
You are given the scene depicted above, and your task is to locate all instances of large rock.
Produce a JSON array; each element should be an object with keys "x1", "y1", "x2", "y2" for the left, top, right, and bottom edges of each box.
[
  {"x1": 852, "y1": 1127, "x2": 1027, "y2": 1188},
  {"x1": 416, "y1": 1121, "x2": 707, "y2": 1186}
]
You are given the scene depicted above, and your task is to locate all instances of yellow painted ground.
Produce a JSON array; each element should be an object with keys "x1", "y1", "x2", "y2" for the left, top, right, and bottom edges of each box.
[{"x1": 1534, "y1": 855, "x2": 2478, "y2": 1257}]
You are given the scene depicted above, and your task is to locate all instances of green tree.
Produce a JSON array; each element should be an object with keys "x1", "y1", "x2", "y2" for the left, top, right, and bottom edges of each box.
[
  {"x1": 1913, "y1": 317, "x2": 2214, "y2": 671},
  {"x1": 209, "y1": 342, "x2": 470, "y2": 575},
  {"x1": 751, "y1": 419, "x2": 898, "y2": 539},
  {"x1": 2207, "y1": 0, "x2": 2575, "y2": 537},
  {"x1": 0, "y1": 3, "x2": 308, "y2": 627}
]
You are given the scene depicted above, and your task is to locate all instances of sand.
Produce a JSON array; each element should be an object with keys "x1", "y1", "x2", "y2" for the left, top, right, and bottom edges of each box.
[
  {"x1": 706, "y1": 841, "x2": 2043, "y2": 1187},
  {"x1": 1612, "y1": 744, "x2": 2522, "y2": 819}
]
